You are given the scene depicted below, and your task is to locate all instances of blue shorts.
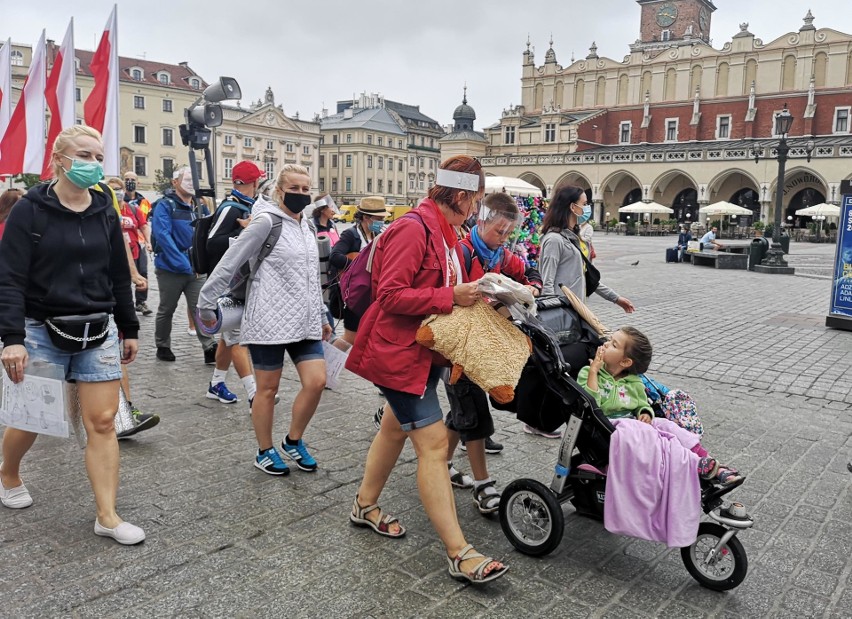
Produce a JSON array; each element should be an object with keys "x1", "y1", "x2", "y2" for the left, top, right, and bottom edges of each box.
[
  {"x1": 24, "y1": 317, "x2": 122, "y2": 383},
  {"x1": 248, "y1": 340, "x2": 324, "y2": 371},
  {"x1": 377, "y1": 365, "x2": 444, "y2": 432}
]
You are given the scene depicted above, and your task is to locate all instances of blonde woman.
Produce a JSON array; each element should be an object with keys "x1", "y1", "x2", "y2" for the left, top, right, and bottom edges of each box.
[
  {"x1": 199, "y1": 164, "x2": 332, "y2": 475},
  {"x1": 0, "y1": 125, "x2": 145, "y2": 544}
]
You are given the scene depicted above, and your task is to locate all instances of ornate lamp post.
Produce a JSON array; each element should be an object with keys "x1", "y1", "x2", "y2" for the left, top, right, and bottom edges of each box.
[{"x1": 761, "y1": 106, "x2": 794, "y2": 268}]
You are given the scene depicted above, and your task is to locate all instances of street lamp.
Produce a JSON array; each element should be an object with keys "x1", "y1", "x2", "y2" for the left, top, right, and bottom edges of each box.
[
  {"x1": 605, "y1": 211, "x2": 611, "y2": 234},
  {"x1": 814, "y1": 214, "x2": 826, "y2": 242},
  {"x1": 761, "y1": 105, "x2": 794, "y2": 269}
]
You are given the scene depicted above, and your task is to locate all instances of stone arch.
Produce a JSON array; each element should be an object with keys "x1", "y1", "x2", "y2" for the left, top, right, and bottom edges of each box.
[
  {"x1": 600, "y1": 170, "x2": 642, "y2": 220},
  {"x1": 689, "y1": 64, "x2": 703, "y2": 96},
  {"x1": 519, "y1": 172, "x2": 547, "y2": 197},
  {"x1": 664, "y1": 67, "x2": 677, "y2": 100},
  {"x1": 706, "y1": 168, "x2": 761, "y2": 200},
  {"x1": 744, "y1": 59, "x2": 757, "y2": 94},
  {"x1": 595, "y1": 76, "x2": 606, "y2": 106},
  {"x1": 814, "y1": 51, "x2": 828, "y2": 88},
  {"x1": 767, "y1": 166, "x2": 828, "y2": 222},
  {"x1": 716, "y1": 62, "x2": 729, "y2": 97},
  {"x1": 651, "y1": 170, "x2": 698, "y2": 216},
  {"x1": 672, "y1": 188, "x2": 698, "y2": 223},
  {"x1": 574, "y1": 79, "x2": 585, "y2": 108},
  {"x1": 640, "y1": 71, "x2": 652, "y2": 98},
  {"x1": 782, "y1": 55, "x2": 796, "y2": 90},
  {"x1": 554, "y1": 170, "x2": 592, "y2": 195},
  {"x1": 554, "y1": 81, "x2": 564, "y2": 108},
  {"x1": 534, "y1": 82, "x2": 544, "y2": 111},
  {"x1": 617, "y1": 73, "x2": 628, "y2": 105}
]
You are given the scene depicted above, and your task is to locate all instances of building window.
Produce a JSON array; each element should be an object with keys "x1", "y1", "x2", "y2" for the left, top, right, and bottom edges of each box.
[
  {"x1": 834, "y1": 107, "x2": 850, "y2": 134},
  {"x1": 398, "y1": 159, "x2": 404, "y2": 172},
  {"x1": 716, "y1": 115, "x2": 731, "y2": 139},
  {"x1": 418, "y1": 157, "x2": 424, "y2": 167},
  {"x1": 346, "y1": 133, "x2": 352, "y2": 143},
  {"x1": 162, "y1": 158, "x2": 175, "y2": 179},
  {"x1": 133, "y1": 95, "x2": 145, "y2": 109},
  {"x1": 346, "y1": 154, "x2": 352, "y2": 167},
  {"x1": 367, "y1": 155, "x2": 373, "y2": 168},
  {"x1": 398, "y1": 140, "x2": 403, "y2": 149},
  {"x1": 367, "y1": 179, "x2": 373, "y2": 192},
  {"x1": 619, "y1": 121, "x2": 632, "y2": 144},
  {"x1": 162, "y1": 127, "x2": 174, "y2": 146},
  {"x1": 133, "y1": 125, "x2": 146, "y2": 144},
  {"x1": 10, "y1": 50, "x2": 24, "y2": 66},
  {"x1": 544, "y1": 123, "x2": 556, "y2": 143},
  {"x1": 224, "y1": 134, "x2": 233, "y2": 146},
  {"x1": 430, "y1": 138, "x2": 434, "y2": 148},
  {"x1": 134, "y1": 156, "x2": 147, "y2": 177},
  {"x1": 377, "y1": 136, "x2": 383, "y2": 146},
  {"x1": 190, "y1": 78, "x2": 201, "y2": 89},
  {"x1": 285, "y1": 143, "x2": 294, "y2": 153},
  {"x1": 409, "y1": 178, "x2": 416, "y2": 190},
  {"x1": 265, "y1": 161, "x2": 274, "y2": 178},
  {"x1": 332, "y1": 178, "x2": 338, "y2": 192},
  {"x1": 429, "y1": 159, "x2": 434, "y2": 170},
  {"x1": 665, "y1": 118, "x2": 679, "y2": 142},
  {"x1": 661, "y1": 30, "x2": 671, "y2": 42},
  {"x1": 319, "y1": 136, "x2": 325, "y2": 145},
  {"x1": 162, "y1": 99, "x2": 173, "y2": 112},
  {"x1": 345, "y1": 177, "x2": 352, "y2": 192},
  {"x1": 332, "y1": 154, "x2": 338, "y2": 168},
  {"x1": 367, "y1": 135, "x2": 373, "y2": 145},
  {"x1": 195, "y1": 161, "x2": 204, "y2": 180},
  {"x1": 378, "y1": 180, "x2": 383, "y2": 193},
  {"x1": 319, "y1": 155, "x2": 325, "y2": 168},
  {"x1": 266, "y1": 140, "x2": 274, "y2": 151},
  {"x1": 420, "y1": 136, "x2": 425, "y2": 146},
  {"x1": 319, "y1": 178, "x2": 325, "y2": 192},
  {"x1": 397, "y1": 181, "x2": 403, "y2": 194},
  {"x1": 505, "y1": 126, "x2": 516, "y2": 144},
  {"x1": 378, "y1": 157, "x2": 383, "y2": 170},
  {"x1": 303, "y1": 145, "x2": 310, "y2": 155},
  {"x1": 332, "y1": 135, "x2": 338, "y2": 145},
  {"x1": 244, "y1": 137, "x2": 253, "y2": 148},
  {"x1": 157, "y1": 72, "x2": 169, "y2": 84},
  {"x1": 224, "y1": 158, "x2": 234, "y2": 179},
  {"x1": 130, "y1": 67, "x2": 142, "y2": 80},
  {"x1": 409, "y1": 156, "x2": 415, "y2": 166}
]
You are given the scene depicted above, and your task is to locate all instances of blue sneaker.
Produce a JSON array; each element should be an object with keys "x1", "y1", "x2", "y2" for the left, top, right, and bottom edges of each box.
[
  {"x1": 254, "y1": 447, "x2": 289, "y2": 476},
  {"x1": 281, "y1": 439, "x2": 318, "y2": 472},
  {"x1": 207, "y1": 382, "x2": 238, "y2": 404}
]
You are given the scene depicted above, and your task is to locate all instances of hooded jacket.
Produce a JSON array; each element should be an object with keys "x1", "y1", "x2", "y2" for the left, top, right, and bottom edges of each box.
[
  {"x1": 198, "y1": 195, "x2": 328, "y2": 345},
  {"x1": 151, "y1": 189, "x2": 206, "y2": 274},
  {"x1": 0, "y1": 182, "x2": 138, "y2": 347}
]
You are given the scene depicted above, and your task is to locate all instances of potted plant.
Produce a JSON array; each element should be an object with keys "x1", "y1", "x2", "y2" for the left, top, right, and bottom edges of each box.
[{"x1": 764, "y1": 223, "x2": 774, "y2": 239}]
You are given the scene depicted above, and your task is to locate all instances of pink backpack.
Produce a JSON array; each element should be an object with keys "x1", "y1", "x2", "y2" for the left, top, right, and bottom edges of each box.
[{"x1": 340, "y1": 212, "x2": 424, "y2": 318}]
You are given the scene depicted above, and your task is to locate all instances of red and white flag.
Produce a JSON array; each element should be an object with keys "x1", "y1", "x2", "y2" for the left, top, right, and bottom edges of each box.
[
  {"x1": 0, "y1": 39, "x2": 12, "y2": 148},
  {"x1": 0, "y1": 30, "x2": 46, "y2": 175},
  {"x1": 84, "y1": 5, "x2": 119, "y2": 175},
  {"x1": 42, "y1": 19, "x2": 76, "y2": 179}
]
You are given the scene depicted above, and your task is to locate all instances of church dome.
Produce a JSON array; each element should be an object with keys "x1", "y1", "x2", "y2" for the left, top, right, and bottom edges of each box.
[{"x1": 452, "y1": 87, "x2": 476, "y2": 131}]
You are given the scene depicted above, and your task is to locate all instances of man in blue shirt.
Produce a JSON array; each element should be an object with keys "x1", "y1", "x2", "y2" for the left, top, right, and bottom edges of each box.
[
  {"x1": 151, "y1": 166, "x2": 215, "y2": 363},
  {"x1": 700, "y1": 226, "x2": 723, "y2": 250}
]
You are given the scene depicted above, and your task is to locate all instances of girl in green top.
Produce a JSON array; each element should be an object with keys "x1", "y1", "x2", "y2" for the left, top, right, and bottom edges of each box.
[{"x1": 577, "y1": 327, "x2": 743, "y2": 486}]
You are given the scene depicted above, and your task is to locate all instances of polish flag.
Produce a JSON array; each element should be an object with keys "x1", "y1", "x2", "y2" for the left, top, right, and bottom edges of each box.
[
  {"x1": 0, "y1": 30, "x2": 46, "y2": 175},
  {"x1": 84, "y1": 5, "x2": 119, "y2": 175},
  {"x1": 42, "y1": 20, "x2": 76, "y2": 179},
  {"x1": 0, "y1": 39, "x2": 11, "y2": 148}
]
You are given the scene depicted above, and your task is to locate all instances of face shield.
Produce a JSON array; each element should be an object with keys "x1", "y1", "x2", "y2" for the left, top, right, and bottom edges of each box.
[
  {"x1": 477, "y1": 205, "x2": 523, "y2": 239},
  {"x1": 312, "y1": 195, "x2": 340, "y2": 214}
]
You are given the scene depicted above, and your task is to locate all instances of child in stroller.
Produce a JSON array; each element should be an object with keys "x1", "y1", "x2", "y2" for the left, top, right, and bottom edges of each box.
[
  {"x1": 498, "y1": 299, "x2": 754, "y2": 591},
  {"x1": 577, "y1": 326, "x2": 743, "y2": 487}
]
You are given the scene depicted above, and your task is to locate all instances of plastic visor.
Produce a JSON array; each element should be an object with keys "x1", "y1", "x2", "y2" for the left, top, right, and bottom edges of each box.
[
  {"x1": 477, "y1": 205, "x2": 523, "y2": 231},
  {"x1": 313, "y1": 195, "x2": 339, "y2": 214}
]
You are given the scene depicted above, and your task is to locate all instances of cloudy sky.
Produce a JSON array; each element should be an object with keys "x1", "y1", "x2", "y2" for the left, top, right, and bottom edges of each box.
[{"x1": 7, "y1": 1, "x2": 852, "y2": 129}]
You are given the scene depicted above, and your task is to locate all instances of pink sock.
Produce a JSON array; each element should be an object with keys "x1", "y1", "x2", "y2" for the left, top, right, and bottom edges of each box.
[{"x1": 691, "y1": 444, "x2": 708, "y2": 458}]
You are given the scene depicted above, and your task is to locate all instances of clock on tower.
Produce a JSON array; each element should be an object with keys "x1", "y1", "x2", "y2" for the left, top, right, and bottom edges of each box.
[{"x1": 636, "y1": 0, "x2": 715, "y2": 49}]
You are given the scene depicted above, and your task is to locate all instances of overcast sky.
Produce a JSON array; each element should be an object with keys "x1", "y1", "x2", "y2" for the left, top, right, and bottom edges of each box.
[{"x1": 6, "y1": 1, "x2": 852, "y2": 129}]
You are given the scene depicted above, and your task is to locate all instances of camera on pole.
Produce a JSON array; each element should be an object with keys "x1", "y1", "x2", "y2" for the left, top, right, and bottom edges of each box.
[{"x1": 179, "y1": 77, "x2": 242, "y2": 213}]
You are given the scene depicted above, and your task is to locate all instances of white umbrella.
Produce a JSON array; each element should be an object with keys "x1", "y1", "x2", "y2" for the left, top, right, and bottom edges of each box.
[
  {"x1": 618, "y1": 200, "x2": 674, "y2": 214},
  {"x1": 698, "y1": 201, "x2": 754, "y2": 216},
  {"x1": 483, "y1": 176, "x2": 543, "y2": 197},
  {"x1": 795, "y1": 203, "x2": 841, "y2": 218}
]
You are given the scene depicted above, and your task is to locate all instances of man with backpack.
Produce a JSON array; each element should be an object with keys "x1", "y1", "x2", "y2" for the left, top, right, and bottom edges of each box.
[
  {"x1": 202, "y1": 161, "x2": 265, "y2": 404},
  {"x1": 151, "y1": 166, "x2": 215, "y2": 363}
]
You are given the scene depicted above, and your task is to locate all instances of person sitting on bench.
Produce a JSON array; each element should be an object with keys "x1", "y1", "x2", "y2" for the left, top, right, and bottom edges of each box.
[{"x1": 699, "y1": 226, "x2": 723, "y2": 250}]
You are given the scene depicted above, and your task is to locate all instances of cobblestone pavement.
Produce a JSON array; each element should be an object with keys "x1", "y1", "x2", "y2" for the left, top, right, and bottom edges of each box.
[{"x1": 1, "y1": 235, "x2": 850, "y2": 618}]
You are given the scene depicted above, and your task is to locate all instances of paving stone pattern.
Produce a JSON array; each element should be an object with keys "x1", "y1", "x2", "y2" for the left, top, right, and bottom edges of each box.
[{"x1": 1, "y1": 236, "x2": 850, "y2": 618}]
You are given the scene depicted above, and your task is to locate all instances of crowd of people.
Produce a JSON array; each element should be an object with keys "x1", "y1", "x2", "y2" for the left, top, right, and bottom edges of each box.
[{"x1": 0, "y1": 124, "x2": 734, "y2": 585}]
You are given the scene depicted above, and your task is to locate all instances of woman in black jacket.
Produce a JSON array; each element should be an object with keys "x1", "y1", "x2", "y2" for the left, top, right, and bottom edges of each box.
[{"x1": 0, "y1": 126, "x2": 145, "y2": 545}]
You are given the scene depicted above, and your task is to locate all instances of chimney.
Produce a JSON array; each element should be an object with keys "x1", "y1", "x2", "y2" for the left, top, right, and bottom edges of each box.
[{"x1": 179, "y1": 61, "x2": 189, "y2": 68}]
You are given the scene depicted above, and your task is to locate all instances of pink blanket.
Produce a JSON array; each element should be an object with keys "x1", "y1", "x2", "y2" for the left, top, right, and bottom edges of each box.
[{"x1": 603, "y1": 418, "x2": 701, "y2": 548}]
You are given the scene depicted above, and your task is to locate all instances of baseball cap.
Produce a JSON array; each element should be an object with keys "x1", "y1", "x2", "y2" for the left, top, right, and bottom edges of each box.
[{"x1": 232, "y1": 161, "x2": 265, "y2": 185}]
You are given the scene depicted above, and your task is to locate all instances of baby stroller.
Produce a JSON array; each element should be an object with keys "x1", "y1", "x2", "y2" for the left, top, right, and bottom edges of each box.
[{"x1": 495, "y1": 296, "x2": 754, "y2": 591}]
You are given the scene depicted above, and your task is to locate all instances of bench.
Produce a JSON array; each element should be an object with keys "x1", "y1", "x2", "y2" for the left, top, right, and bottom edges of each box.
[{"x1": 690, "y1": 250, "x2": 748, "y2": 270}]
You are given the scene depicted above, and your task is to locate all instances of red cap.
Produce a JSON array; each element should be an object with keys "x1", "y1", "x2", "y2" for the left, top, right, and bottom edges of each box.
[{"x1": 232, "y1": 161, "x2": 265, "y2": 185}]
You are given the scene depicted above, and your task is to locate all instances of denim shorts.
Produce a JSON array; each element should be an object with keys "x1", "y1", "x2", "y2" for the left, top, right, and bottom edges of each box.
[
  {"x1": 377, "y1": 365, "x2": 445, "y2": 432},
  {"x1": 24, "y1": 317, "x2": 122, "y2": 383},
  {"x1": 248, "y1": 339, "x2": 324, "y2": 371}
]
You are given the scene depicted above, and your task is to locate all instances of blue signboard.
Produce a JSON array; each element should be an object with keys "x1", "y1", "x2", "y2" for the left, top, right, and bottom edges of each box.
[{"x1": 829, "y1": 194, "x2": 852, "y2": 319}]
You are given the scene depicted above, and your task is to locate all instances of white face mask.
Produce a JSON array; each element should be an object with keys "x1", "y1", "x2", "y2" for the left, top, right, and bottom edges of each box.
[{"x1": 180, "y1": 176, "x2": 195, "y2": 195}]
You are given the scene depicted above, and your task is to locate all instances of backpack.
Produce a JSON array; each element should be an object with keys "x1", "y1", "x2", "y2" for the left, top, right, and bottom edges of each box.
[
  {"x1": 228, "y1": 214, "x2": 282, "y2": 302},
  {"x1": 148, "y1": 196, "x2": 176, "y2": 254},
  {"x1": 340, "y1": 212, "x2": 424, "y2": 318}
]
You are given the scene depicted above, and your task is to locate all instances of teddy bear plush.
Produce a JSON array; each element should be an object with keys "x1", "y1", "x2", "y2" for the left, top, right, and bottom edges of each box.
[{"x1": 415, "y1": 299, "x2": 532, "y2": 404}]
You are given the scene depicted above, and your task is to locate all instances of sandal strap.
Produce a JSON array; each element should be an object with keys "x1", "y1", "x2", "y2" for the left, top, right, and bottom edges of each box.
[
  {"x1": 377, "y1": 514, "x2": 399, "y2": 532},
  {"x1": 469, "y1": 556, "x2": 503, "y2": 580},
  {"x1": 474, "y1": 481, "x2": 498, "y2": 497},
  {"x1": 455, "y1": 544, "x2": 485, "y2": 563},
  {"x1": 352, "y1": 497, "x2": 380, "y2": 519}
]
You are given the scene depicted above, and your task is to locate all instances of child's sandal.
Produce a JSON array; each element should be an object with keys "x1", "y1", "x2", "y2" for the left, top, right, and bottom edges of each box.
[
  {"x1": 349, "y1": 496, "x2": 406, "y2": 538},
  {"x1": 446, "y1": 544, "x2": 508, "y2": 584},
  {"x1": 473, "y1": 481, "x2": 501, "y2": 515}
]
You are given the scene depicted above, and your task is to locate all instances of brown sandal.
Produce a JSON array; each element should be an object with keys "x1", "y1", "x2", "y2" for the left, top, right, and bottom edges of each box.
[
  {"x1": 447, "y1": 544, "x2": 509, "y2": 584},
  {"x1": 349, "y1": 496, "x2": 406, "y2": 538}
]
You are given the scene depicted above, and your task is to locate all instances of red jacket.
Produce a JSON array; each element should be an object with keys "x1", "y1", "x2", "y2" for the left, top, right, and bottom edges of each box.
[
  {"x1": 459, "y1": 235, "x2": 536, "y2": 285},
  {"x1": 345, "y1": 200, "x2": 467, "y2": 395}
]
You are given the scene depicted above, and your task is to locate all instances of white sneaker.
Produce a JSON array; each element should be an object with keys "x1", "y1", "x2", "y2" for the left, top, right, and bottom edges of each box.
[
  {"x1": 94, "y1": 520, "x2": 146, "y2": 545},
  {"x1": 522, "y1": 423, "x2": 563, "y2": 439},
  {"x1": 187, "y1": 328, "x2": 197, "y2": 336},
  {"x1": 0, "y1": 472, "x2": 33, "y2": 509}
]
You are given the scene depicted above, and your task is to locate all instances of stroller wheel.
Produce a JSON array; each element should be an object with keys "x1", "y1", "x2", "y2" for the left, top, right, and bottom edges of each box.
[
  {"x1": 681, "y1": 522, "x2": 748, "y2": 591},
  {"x1": 499, "y1": 478, "x2": 564, "y2": 557}
]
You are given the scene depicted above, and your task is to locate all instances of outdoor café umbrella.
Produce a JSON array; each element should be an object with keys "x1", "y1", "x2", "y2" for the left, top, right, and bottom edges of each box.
[
  {"x1": 698, "y1": 201, "x2": 754, "y2": 238},
  {"x1": 618, "y1": 200, "x2": 674, "y2": 214},
  {"x1": 794, "y1": 202, "x2": 841, "y2": 218}
]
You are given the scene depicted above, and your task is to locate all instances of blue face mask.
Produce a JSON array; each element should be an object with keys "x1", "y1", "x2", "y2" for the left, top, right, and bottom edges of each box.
[
  {"x1": 61, "y1": 154, "x2": 104, "y2": 189},
  {"x1": 578, "y1": 204, "x2": 592, "y2": 224},
  {"x1": 369, "y1": 220, "x2": 384, "y2": 234}
]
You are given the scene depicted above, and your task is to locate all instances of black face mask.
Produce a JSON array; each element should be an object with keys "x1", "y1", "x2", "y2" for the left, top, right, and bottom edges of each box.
[
  {"x1": 125, "y1": 180, "x2": 136, "y2": 192},
  {"x1": 283, "y1": 192, "x2": 312, "y2": 214}
]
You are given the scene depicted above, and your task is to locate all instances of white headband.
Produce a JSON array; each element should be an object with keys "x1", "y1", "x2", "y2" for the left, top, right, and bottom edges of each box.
[{"x1": 436, "y1": 168, "x2": 480, "y2": 192}]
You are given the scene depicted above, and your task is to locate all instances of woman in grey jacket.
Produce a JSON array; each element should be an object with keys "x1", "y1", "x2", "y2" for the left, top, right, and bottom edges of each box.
[
  {"x1": 539, "y1": 185, "x2": 635, "y2": 312},
  {"x1": 199, "y1": 164, "x2": 332, "y2": 476}
]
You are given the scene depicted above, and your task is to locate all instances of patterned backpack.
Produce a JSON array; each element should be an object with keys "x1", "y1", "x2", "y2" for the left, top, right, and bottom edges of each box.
[{"x1": 660, "y1": 389, "x2": 704, "y2": 436}]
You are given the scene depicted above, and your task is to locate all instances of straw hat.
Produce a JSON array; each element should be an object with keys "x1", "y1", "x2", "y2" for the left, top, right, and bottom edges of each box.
[{"x1": 357, "y1": 196, "x2": 390, "y2": 216}]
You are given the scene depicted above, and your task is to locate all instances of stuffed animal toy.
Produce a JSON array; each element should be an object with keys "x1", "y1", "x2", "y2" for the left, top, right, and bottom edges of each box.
[{"x1": 415, "y1": 299, "x2": 532, "y2": 404}]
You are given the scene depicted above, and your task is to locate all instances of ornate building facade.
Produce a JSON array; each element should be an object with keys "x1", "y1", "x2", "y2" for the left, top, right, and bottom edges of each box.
[{"x1": 476, "y1": 1, "x2": 852, "y2": 225}]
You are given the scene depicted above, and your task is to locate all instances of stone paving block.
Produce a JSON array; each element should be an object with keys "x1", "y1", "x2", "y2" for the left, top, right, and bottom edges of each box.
[{"x1": 781, "y1": 587, "x2": 830, "y2": 616}]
